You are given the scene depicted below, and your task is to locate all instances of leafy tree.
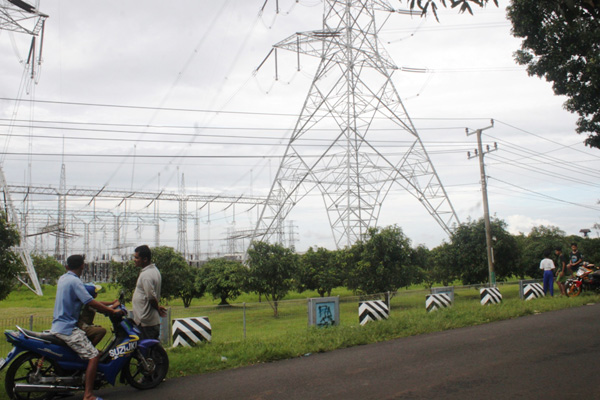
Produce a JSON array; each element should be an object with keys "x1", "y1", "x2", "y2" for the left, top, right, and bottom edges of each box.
[
  {"x1": 508, "y1": 1, "x2": 600, "y2": 148},
  {"x1": 0, "y1": 212, "x2": 22, "y2": 301},
  {"x1": 406, "y1": 0, "x2": 498, "y2": 20},
  {"x1": 407, "y1": 1, "x2": 600, "y2": 147},
  {"x1": 201, "y1": 258, "x2": 246, "y2": 306},
  {"x1": 516, "y1": 225, "x2": 566, "y2": 279},
  {"x1": 246, "y1": 241, "x2": 298, "y2": 317},
  {"x1": 31, "y1": 254, "x2": 64, "y2": 285},
  {"x1": 152, "y1": 246, "x2": 193, "y2": 303},
  {"x1": 113, "y1": 260, "x2": 137, "y2": 301},
  {"x1": 296, "y1": 247, "x2": 343, "y2": 297},
  {"x1": 409, "y1": 244, "x2": 430, "y2": 287},
  {"x1": 345, "y1": 225, "x2": 414, "y2": 295},
  {"x1": 446, "y1": 218, "x2": 520, "y2": 285},
  {"x1": 423, "y1": 242, "x2": 456, "y2": 288},
  {"x1": 179, "y1": 266, "x2": 205, "y2": 308}
]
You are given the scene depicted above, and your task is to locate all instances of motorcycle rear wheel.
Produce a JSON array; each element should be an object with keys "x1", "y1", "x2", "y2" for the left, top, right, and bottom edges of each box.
[
  {"x1": 566, "y1": 282, "x2": 582, "y2": 297},
  {"x1": 5, "y1": 351, "x2": 62, "y2": 400},
  {"x1": 122, "y1": 345, "x2": 169, "y2": 390}
]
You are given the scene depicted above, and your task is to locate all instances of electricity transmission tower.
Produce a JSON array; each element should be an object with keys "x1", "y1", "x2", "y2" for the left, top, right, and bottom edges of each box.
[
  {"x1": 0, "y1": 0, "x2": 47, "y2": 295},
  {"x1": 253, "y1": 0, "x2": 459, "y2": 249}
]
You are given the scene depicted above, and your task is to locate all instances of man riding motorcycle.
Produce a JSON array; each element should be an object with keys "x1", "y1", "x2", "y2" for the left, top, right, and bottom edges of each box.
[{"x1": 51, "y1": 255, "x2": 123, "y2": 400}]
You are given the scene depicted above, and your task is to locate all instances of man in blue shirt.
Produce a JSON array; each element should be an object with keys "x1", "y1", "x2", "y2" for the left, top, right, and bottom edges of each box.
[{"x1": 51, "y1": 255, "x2": 122, "y2": 400}]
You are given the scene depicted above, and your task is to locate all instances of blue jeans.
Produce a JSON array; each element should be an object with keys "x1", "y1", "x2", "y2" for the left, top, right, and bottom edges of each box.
[{"x1": 543, "y1": 270, "x2": 554, "y2": 296}]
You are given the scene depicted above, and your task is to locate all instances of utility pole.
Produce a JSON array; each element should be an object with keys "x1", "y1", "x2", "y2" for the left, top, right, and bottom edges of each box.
[{"x1": 466, "y1": 119, "x2": 497, "y2": 287}]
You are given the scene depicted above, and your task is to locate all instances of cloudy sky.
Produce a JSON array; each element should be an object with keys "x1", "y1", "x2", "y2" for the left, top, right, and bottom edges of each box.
[{"x1": 1, "y1": 0, "x2": 599, "y2": 257}]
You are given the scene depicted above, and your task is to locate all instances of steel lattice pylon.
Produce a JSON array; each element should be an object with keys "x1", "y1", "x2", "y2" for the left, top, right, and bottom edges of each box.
[
  {"x1": 0, "y1": 0, "x2": 47, "y2": 295},
  {"x1": 253, "y1": 0, "x2": 459, "y2": 249},
  {"x1": 0, "y1": 0, "x2": 47, "y2": 36}
]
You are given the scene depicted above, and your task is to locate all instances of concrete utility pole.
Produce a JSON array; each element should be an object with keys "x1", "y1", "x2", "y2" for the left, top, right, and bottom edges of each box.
[{"x1": 467, "y1": 120, "x2": 497, "y2": 287}]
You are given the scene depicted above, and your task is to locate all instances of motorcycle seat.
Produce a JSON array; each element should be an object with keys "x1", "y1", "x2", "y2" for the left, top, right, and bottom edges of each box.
[{"x1": 18, "y1": 327, "x2": 67, "y2": 347}]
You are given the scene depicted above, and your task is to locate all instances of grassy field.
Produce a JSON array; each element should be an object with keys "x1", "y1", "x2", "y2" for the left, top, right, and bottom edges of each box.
[{"x1": 0, "y1": 282, "x2": 598, "y2": 399}]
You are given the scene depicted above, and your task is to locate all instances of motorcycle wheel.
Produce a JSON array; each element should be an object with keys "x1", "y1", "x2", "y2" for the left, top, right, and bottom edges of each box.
[
  {"x1": 122, "y1": 345, "x2": 169, "y2": 390},
  {"x1": 566, "y1": 282, "x2": 582, "y2": 297},
  {"x1": 5, "y1": 351, "x2": 62, "y2": 400}
]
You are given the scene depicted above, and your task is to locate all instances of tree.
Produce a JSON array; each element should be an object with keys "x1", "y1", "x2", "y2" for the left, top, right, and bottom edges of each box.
[
  {"x1": 113, "y1": 260, "x2": 137, "y2": 301},
  {"x1": 407, "y1": 1, "x2": 600, "y2": 147},
  {"x1": 446, "y1": 218, "x2": 520, "y2": 285},
  {"x1": 296, "y1": 247, "x2": 343, "y2": 297},
  {"x1": 152, "y1": 246, "x2": 193, "y2": 303},
  {"x1": 516, "y1": 225, "x2": 566, "y2": 279},
  {"x1": 246, "y1": 241, "x2": 298, "y2": 317},
  {"x1": 406, "y1": 0, "x2": 498, "y2": 20},
  {"x1": 421, "y1": 243, "x2": 457, "y2": 288},
  {"x1": 345, "y1": 225, "x2": 414, "y2": 295},
  {"x1": 31, "y1": 254, "x2": 64, "y2": 285},
  {"x1": 179, "y1": 266, "x2": 205, "y2": 308},
  {"x1": 508, "y1": 1, "x2": 600, "y2": 148},
  {"x1": 507, "y1": 0, "x2": 600, "y2": 148},
  {"x1": 201, "y1": 258, "x2": 247, "y2": 306},
  {"x1": 0, "y1": 212, "x2": 22, "y2": 301}
]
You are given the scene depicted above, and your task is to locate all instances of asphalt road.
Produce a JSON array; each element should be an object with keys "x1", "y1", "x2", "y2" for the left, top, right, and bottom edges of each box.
[{"x1": 87, "y1": 303, "x2": 600, "y2": 399}]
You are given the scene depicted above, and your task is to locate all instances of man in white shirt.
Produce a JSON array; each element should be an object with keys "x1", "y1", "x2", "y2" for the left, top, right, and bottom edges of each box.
[
  {"x1": 539, "y1": 249, "x2": 556, "y2": 296},
  {"x1": 131, "y1": 245, "x2": 167, "y2": 340}
]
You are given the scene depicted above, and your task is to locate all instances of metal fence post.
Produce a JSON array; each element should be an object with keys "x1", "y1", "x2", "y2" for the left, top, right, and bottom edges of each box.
[
  {"x1": 243, "y1": 302, "x2": 246, "y2": 340},
  {"x1": 29, "y1": 315, "x2": 33, "y2": 331}
]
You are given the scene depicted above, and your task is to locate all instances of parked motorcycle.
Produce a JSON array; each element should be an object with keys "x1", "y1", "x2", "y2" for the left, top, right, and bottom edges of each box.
[
  {"x1": 565, "y1": 262, "x2": 600, "y2": 297},
  {"x1": 0, "y1": 298, "x2": 168, "y2": 400}
]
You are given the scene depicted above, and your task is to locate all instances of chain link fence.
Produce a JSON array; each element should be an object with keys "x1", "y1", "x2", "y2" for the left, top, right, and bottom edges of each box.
[{"x1": 0, "y1": 282, "x2": 528, "y2": 355}]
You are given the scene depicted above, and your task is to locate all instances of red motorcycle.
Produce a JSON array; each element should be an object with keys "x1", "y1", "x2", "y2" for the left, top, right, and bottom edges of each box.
[{"x1": 565, "y1": 262, "x2": 600, "y2": 297}]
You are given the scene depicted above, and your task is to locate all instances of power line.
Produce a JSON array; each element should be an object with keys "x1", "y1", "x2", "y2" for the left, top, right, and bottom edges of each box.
[{"x1": 489, "y1": 176, "x2": 600, "y2": 212}]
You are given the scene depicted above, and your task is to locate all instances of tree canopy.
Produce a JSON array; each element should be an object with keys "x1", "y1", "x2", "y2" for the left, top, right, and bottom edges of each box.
[
  {"x1": 444, "y1": 218, "x2": 520, "y2": 285},
  {"x1": 201, "y1": 258, "x2": 247, "y2": 305},
  {"x1": 345, "y1": 225, "x2": 414, "y2": 294},
  {"x1": 296, "y1": 247, "x2": 344, "y2": 297},
  {"x1": 0, "y1": 212, "x2": 22, "y2": 301},
  {"x1": 408, "y1": 0, "x2": 600, "y2": 148},
  {"x1": 246, "y1": 241, "x2": 298, "y2": 317},
  {"x1": 31, "y1": 254, "x2": 64, "y2": 285},
  {"x1": 508, "y1": 1, "x2": 600, "y2": 148}
]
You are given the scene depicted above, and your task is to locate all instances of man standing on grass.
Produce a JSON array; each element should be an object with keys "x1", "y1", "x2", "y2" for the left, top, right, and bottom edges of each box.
[
  {"x1": 132, "y1": 245, "x2": 167, "y2": 340},
  {"x1": 567, "y1": 242, "x2": 583, "y2": 276},
  {"x1": 554, "y1": 247, "x2": 567, "y2": 296},
  {"x1": 51, "y1": 255, "x2": 123, "y2": 400}
]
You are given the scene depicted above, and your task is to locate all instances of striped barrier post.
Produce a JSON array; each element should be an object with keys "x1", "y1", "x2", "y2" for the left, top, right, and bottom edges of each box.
[
  {"x1": 358, "y1": 300, "x2": 389, "y2": 326},
  {"x1": 172, "y1": 317, "x2": 212, "y2": 347},
  {"x1": 426, "y1": 293, "x2": 452, "y2": 312},
  {"x1": 480, "y1": 287, "x2": 502, "y2": 305},
  {"x1": 523, "y1": 283, "x2": 545, "y2": 301}
]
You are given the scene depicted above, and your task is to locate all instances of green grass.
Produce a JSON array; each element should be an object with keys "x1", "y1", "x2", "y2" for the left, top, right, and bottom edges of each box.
[{"x1": 0, "y1": 283, "x2": 598, "y2": 399}]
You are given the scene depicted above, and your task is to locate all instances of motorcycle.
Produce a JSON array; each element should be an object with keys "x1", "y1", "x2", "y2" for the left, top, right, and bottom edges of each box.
[
  {"x1": 0, "y1": 298, "x2": 169, "y2": 400},
  {"x1": 565, "y1": 262, "x2": 600, "y2": 297}
]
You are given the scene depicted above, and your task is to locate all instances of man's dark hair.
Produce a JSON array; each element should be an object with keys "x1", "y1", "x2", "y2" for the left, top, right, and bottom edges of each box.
[
  {"x1": 66, "y1": 254, "x2": 85, "y2": 270},
  {"x1": 543, "y1": 249, "x2": 551, "y2": 258},
  {"x1": 571, "y1": 242, "x2": 578, "y2": 248},
  {"x1": 135, "y1": 245, "x2": 152, "y2": 262}
]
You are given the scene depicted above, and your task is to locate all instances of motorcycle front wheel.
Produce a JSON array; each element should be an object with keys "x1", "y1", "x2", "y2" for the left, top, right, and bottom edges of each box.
[
  {"x1": 566, "y1": 282, "x2": 582, "y2": 297},
  {"x1": 122, "y1": 345, "x2": 169, "y2": 390},
  {"x1": 5, "y1": 351, "x2": 62, "y2": 400}
]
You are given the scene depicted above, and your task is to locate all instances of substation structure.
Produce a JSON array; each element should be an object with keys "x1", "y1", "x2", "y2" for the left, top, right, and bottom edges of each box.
[{"x1": 7, "y1": 182, "x2": 278, "y2": 282}]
